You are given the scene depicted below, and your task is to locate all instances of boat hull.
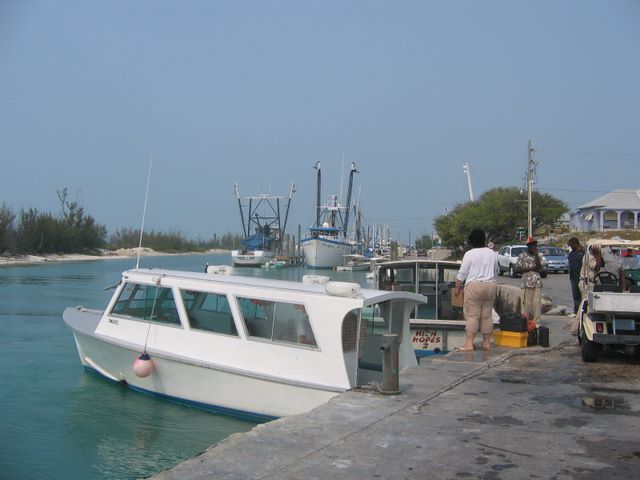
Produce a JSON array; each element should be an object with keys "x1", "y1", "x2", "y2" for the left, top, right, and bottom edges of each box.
[
  {"x1": 69, "y1": 329, "x2": 340, "y2": 421},
  {"x1": 302, "y1": 238, "x2": 352, "y2": 269},
  {"x1": 231, "y1": 250, "x2": 274, "y2": 267},
  {"x1": 409, "y1": 322, "x2": 467, "y2": 357}
]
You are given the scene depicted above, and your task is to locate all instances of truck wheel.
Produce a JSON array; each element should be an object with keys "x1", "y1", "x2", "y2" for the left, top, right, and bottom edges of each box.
[
  {"x1": 580, "y1": 329, "x2": 599, "y2": 362},
  {"x1": 498, "y1": 267, "x2": 504, "y2": 276},
  {"x1": 509, "y1": 264, "x2": 517, "y2": 278},
  {"x1": 541, "y1": 272, "x2": 548, "y2": 278}
]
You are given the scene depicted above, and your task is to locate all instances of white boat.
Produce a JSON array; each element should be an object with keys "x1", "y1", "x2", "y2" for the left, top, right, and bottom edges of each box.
[
  {"x1": 302, "y1": 162, "x2": 359, "y2": 269},
  {"x1": 231, "y1": 249, "x2": 274, "y2": 267},
  {"x1": 376, "y1": 259, "x2": 498, "y2": 358},
  {"x1": 336, "y1": 254, "x2": 372, "y2": 272},
  {"x1": 302, "y1": 227, "x2": 354, "y2": 269},
  {"x1": 63, "y1": 268, "x2": 423, "y2": 420}
]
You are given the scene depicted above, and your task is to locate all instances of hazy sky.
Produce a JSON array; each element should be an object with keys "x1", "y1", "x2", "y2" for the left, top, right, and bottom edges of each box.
[{"x1": 1, "y1": 1, "x2": 638, "y2": 243}]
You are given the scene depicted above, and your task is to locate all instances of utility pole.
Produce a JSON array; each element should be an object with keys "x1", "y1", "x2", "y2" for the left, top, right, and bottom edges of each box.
[
  {"x1": 463, "y1": 162, "x2": 474, "y2": 201},
  {"x1": 527, "y1": 140, "x2": 537, "y2": 238}
]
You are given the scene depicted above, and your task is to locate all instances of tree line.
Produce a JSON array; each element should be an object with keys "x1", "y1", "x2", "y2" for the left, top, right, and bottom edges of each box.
[
  {"x1": 0, "y1": 190, "x2": 244, "y2": 255},
  {"x1": 434, "y1": 187, "x2": 568, "y2": 250}
]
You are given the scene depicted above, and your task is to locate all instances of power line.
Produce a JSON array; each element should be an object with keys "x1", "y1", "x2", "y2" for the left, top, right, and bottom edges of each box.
[
  {"x1": 537, "y1": 149, "x2": 640, "y2": 159},
  {"x1": 538, "y1": 187, "x2": 611, "y2": 194},
  {"x1": 538, "y1": 187, "x2": 640, "y2": 195}
]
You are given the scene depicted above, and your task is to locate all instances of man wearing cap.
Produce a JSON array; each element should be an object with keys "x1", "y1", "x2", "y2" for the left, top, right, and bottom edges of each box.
[{"x1": 516, "y1": 237, "x2": 544, "y2": 325}]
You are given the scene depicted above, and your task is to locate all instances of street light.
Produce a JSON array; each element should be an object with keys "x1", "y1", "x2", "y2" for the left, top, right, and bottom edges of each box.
[{"x1": 463, "y1": 162, "x2": 474, "y2": 201}]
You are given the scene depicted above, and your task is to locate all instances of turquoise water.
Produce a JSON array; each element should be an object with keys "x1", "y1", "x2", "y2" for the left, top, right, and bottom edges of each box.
[{"x1": 0, "y1": 254, "x2": 369, "y2": 479}]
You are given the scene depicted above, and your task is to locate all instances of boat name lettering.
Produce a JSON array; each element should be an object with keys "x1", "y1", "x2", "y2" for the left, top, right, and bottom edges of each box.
[
  {"x1": 108, "y1": 317, "x2": 119, "y2": 325},
  {"x1": 412, "y1": 329, "x2": 441, "y2": 346}
]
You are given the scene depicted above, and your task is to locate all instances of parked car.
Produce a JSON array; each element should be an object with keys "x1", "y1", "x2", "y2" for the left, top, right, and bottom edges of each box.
[
  {"x1": 497, "y1": 245, "x2": 548, "y2": 278},
  {"x1": 538, "y1": 246, "x2": 570, "y2": 274}
]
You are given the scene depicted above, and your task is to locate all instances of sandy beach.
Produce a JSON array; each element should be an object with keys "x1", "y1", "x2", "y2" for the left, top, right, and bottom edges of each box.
[{"x1": 0, "y1": 248, "x2": 229, "y2": 267}]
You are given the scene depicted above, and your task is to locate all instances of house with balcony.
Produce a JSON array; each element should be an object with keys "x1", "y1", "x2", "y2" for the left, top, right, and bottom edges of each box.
[{"x1": 570, "y1": 189, "x2": 640, "y2": 231}]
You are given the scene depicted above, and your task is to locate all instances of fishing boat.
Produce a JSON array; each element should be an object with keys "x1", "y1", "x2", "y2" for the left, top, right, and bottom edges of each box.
[
  {"x1": 301, "y1": 162, "x2": 357, "y2": 269},
  {"x1": 231, "y1": 184, "x2": 294, "y2": 267},
  {"x1": 63, "y1": 268, "x2": 423, "y2": 421},
  {"x1": 231, "y1": 247, "x2": 274, "y2": 267},
  {"x1": 375, "y1": 259, "x2": 498, "y2": 358}
]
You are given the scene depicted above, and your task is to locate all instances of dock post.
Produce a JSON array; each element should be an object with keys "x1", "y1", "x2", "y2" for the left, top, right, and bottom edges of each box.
[{"x1": 380, "y1": 334, "x2": 401, "y2": 394}]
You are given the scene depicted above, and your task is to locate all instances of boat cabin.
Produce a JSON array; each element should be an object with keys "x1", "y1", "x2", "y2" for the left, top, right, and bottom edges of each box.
[
  {"x1": 65, "y1": 269, "x2": 423, "y2": 420},
  {"x1": 376, "y1": 259, "x2": 469, "y2": 356}
]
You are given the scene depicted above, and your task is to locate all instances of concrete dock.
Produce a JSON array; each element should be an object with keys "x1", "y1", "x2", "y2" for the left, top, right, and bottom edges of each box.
[{"x1": 152, "y1": 315, "x2": 640, "y2": 479}]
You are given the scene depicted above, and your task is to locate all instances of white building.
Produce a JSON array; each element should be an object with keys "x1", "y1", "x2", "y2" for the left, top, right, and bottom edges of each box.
[{"x1": 570, "y1": 189, "x2": 640, "y2": 231}]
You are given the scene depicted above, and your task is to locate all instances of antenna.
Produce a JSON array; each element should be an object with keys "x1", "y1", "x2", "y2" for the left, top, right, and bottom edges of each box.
[{"x1": 136, "y1": 157, "x2": 153, "y2": 269}]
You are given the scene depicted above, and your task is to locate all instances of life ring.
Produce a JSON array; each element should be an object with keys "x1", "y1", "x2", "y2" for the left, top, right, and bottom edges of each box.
[
  {"x1": 325, "y1": 281, "x2": 361, "y2": 298},
  {"x1": 302, "y1": 275, "x2": 331, "y2": 284}
]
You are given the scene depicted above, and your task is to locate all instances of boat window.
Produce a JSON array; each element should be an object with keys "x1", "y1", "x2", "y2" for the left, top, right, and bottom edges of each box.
[
  {"x1": 439, "y1": 266, "x2": 463, "y2": 320},
  {"x1": 415, "y1": 265, "x2": 437, "y2": 319},
  {"x1": 380, "y1": 266, "x2": 415, "y2": 292},
  {"x1": 110, "y1": 283, "x2": 181, "y2": 326},
  {"x1": 180, "y1": 290, "x2": 238, "y2": 336},
  {"x1": 362, "y1": 303, "x2": 387, "y2": 335},
  {"x1": 440, "y1": 267, "x2": 458, "y2": 283},
  {"x1": 236, "y1": 297, "x2": 317, "y2": 347}
]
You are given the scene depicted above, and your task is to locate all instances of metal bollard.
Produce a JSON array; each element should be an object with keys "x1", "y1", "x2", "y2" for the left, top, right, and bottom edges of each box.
[{"x1": 379, "y1": 334, "x2": 401, "y2": 395}]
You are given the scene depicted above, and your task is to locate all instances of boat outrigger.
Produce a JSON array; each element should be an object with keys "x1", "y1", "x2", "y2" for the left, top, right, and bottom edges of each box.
[
  {"x1": 231, "y1": 183, "x2": 294, "y2": 267},
  {"x1": 63, "y1": 268, "x2": 424, "y2": 420}
]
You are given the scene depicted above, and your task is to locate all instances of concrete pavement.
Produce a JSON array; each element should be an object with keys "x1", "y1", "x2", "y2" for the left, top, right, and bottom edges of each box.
[{"x1": 152, "y1": 315, "x2": 640, "y2": 479}]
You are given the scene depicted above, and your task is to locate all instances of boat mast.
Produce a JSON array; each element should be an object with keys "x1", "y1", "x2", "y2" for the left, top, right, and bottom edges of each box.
[
  {"x1": 281, "y1": 183, "x2": 295, "y2": 242},
  {"x1": 354, "y1": 186, "x2": 362, "y2": 245},
  {"x1": 314, "y1": 161, "x2": 322, "y2": 227},
  {"x1": 342, "y1": 162, "x2": 358, "y2": 236},
  {"x1": 234, "y1": 183, "x2": 247, "y2": 237}
]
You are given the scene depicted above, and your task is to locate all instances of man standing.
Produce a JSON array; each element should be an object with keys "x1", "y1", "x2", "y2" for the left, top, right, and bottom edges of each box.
[
  {"x1": 567, "y1": 237, "x2": 585, "y2": 317},
  {"x1": 454, "y1": 229, "x2": 499, "y2": 351},
  {"x1": 517, "y1": 237, "x2": 544, "y2": 325}
]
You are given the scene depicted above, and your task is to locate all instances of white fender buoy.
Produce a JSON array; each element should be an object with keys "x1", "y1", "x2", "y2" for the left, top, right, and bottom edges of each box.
[
  {"x1": 325, "y1": 281, "x2": 361, "y2": 298},
  {"x1": 302, "y1": 275, "x2": 331, "y2": 284},
  {"x1": 206, "y1": 265, "x2": 234, "y2": 275},
  {"x1": 132, "y1": 353, "x2": 154, "y2": 378}
]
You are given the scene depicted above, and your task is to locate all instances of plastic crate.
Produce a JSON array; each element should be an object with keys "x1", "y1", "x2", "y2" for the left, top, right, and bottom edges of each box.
[
  {"x1": 499, "y1": 313, "x2": 527, "y2": 332},
  {"x1": 493, "y1": 330, "x2": 528, "y2": 348}
]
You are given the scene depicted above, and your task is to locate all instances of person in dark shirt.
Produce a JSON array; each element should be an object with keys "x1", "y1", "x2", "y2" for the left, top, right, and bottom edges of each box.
[{"x1": 567, "y1": 237, "x2": 584, "y2": 316}]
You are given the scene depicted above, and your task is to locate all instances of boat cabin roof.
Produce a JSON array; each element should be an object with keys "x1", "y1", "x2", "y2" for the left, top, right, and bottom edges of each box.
[
  {"x1": 123, "y1": 268, "x2": 425, "y2": 305},
  {"x1": 308, "y1": 226, "x2": 341, "y2": 233},
  {"x1": 377, "y1": 259, "x2": 462, "y2": 269}
]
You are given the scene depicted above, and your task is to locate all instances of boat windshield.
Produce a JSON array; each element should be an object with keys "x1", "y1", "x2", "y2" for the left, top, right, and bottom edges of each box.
[
  {"x1": 236, "y1": 297, "x2": 318, "y2": 348},
  {"x1": 110, "y1": 283, "x2": 181, "y2": 326},
  {"x1": 378, "y1": 262, "x2": 463, "y2": 321}
]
